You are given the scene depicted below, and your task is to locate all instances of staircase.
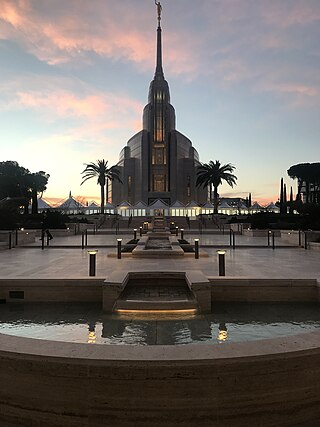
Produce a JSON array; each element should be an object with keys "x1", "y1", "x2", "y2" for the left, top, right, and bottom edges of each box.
[{"x1": 115, "y1": 278, "x2": 197, "y2": 311}]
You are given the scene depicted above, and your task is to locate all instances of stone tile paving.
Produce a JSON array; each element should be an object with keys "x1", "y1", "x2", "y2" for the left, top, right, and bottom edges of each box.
[{"x1": 0, "y1": 236, "x2": 319, "y2": 280}]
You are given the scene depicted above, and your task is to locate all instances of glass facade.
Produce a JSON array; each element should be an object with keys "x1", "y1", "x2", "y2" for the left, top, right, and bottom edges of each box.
[{"x1": 153, "y1": 174, "x2": 166, "y2": 192}]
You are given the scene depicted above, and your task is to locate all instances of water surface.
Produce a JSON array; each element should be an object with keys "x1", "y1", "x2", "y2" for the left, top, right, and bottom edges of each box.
[{"x1": 0, "y1": 302, "x2": 319, "y2": 345}]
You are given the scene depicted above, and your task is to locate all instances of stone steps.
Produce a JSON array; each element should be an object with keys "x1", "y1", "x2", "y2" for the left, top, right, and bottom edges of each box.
[{"x1": 115, "y1": 285, "x2": 198, "y2": 311}]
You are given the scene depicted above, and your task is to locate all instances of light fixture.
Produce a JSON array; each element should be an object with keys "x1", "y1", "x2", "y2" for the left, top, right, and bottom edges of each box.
[
  {"x1": 117, "y1": 238, "x2": 122, "y2": 259},
  {"x1": 216, "y1": 250, "x2": 226, "y2": 276},
  {"x1": 194, "y1": 238, "x2": 199, "y2": 259},
  {"x1": 87, "y1": 250, "x2": 98, "y2": 276}
]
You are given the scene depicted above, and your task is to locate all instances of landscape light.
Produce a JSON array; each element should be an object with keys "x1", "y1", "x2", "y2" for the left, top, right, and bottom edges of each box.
[
  {"x1": 87, "y1": 250, "x2": 98, "y2": 276},
  {"x1": 117, "y1": 238, "x2": 122, "y2": 259},
  {"x1": 216, "y1": 250, "x2": 226, "y2": 276},
  {"x1": 194, "y1": 238, "x2": 199, "y2": 259}
]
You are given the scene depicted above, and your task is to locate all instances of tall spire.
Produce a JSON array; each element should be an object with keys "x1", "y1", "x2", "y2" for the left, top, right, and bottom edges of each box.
[{"x1": 155, "y1": 1, "x2": 164, "y2": 79}]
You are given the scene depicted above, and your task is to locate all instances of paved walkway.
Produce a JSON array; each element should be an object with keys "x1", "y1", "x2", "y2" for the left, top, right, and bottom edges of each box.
[{"x1": 0, "y1": 231, "x2": 319, "y2": 280}]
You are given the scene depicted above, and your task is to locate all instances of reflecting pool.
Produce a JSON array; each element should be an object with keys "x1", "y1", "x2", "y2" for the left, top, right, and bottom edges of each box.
[{"x1": 0, "y1": 302, "x2": 319, "y2": 345}]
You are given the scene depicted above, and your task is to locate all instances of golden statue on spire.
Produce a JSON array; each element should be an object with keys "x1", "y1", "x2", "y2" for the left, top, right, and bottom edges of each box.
[{"x1": 155, "y1": 0, "x2": 162, "y2": 22}]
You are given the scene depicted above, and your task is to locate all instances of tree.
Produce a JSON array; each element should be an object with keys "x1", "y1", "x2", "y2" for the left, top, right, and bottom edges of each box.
[
  {"x1": 279, "y1": 177, "x2": 284, "y2": 214},
  {"x1": 289, "y1": 186, "x2": 294, "y2": 214},
  {"x1": 0, "y1": 161, "x2": 29, "y2": 200},
  {"x1": 81, "y1": 159, "x2": 121, "y2": 214},
  {"x1": 29, "y1": 171, "x2": 50, "y2": 214},
  {"x1": 287, "y1": 163, "x2": 320, "y2": 204},
  {"x1": 196, "y1": 160, "x2": 237, "y2": 214}
]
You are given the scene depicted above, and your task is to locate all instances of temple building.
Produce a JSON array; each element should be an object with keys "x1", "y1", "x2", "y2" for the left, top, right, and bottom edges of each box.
[{"x1": 111, "y1": 4, "x2": 207, "y2": 207}]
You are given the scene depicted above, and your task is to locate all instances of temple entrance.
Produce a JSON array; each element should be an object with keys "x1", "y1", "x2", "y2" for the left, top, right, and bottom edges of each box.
[{"x1": 154, "y1": 209, "x2": 164, "y2": 217}]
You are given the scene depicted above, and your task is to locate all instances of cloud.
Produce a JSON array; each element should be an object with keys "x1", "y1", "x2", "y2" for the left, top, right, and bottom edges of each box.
[
  {"x1": 1, "y1": 0, "x2": 319, "y2": 97},
  {"x1": 0, "y1": 73, "x2": 143, "y2": 132},
  {"x1": 0, "y1": 0, "x2": 154, "y2": 67}
]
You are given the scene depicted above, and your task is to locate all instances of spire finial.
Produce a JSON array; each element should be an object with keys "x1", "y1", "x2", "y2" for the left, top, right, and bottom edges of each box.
[{"x1": 155, "y1": 1, "x2": 162, "y2": 26}]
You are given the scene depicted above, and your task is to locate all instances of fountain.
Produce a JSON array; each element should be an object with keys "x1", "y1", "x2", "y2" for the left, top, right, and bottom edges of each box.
[{"x1": 0, "y1": 272, "x2": 320, "y2": 426}]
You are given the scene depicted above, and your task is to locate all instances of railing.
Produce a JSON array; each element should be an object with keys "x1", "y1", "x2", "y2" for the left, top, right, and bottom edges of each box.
[{"x1": 229, "y1": 229, "x2": 235, "y2": 249}]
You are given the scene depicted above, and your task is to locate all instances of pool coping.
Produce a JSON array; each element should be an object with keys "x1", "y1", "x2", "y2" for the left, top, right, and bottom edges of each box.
[{"x1": 1, "y1": 329, "x2": 320, "y2": 362}]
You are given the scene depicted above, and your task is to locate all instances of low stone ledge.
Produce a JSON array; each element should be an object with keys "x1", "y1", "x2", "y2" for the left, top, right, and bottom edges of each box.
[
  {"x1": 310, "y1": 242, "x2": 320, "y2": 252},
  {"x1": 207, "y1": 277, "x2": 319, "y2": 302},
  {"x1": 0, "y1": 278, "x2": 103, "y2": 302},
  {"x1": 103, "y1": 271, "x2": 130, "y2": 311},
  {"x1": 1, "y1": 331, "x2": 320, "y2": 426},
  {"x1": 186, "y1": 270, "x2": 211, "y2": 313}
]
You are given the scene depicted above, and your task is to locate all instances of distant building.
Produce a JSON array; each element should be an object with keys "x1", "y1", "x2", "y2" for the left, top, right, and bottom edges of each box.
[{"x1": 111, "y1": 7, "x2": 207, "y2": 207}]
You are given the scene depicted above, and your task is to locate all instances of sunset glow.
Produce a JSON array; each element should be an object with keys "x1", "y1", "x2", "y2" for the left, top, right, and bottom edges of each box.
[{"x1": 1, "y1": 0, "x2": 319, "y2": 205}]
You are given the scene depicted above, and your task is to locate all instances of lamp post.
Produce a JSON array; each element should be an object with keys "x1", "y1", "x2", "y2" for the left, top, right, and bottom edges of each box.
[
  {"x1": 139, "y1": 226, "x2": 143, "y2": 237},
  {"x1": 267, "y1": 230, "x2": 272, "y2": 246},
  {"x1": 133, "y1": 228, "x2": 137, "y2": 240},
  {"x1": 117, "y1": 238, "x2": 122, "y2": 259},
  {"x1": 41, "y1": 230, "x2": 45, "y2": 250},
  {"x1": 217, "y1": 250, "x2": 226, "y2": 276},
  {"x1": 175, "y1": 226, "x2": 179, "y2": 236},
  {"x1": 88, "y1": 250, "x2": 98, "y2": 276},
  {"x1": 194, "y1": 239, "x2": 199, "y2": 259},
  {"x1": 180, "y1": 228, "x2": 184, "y2": 240}
]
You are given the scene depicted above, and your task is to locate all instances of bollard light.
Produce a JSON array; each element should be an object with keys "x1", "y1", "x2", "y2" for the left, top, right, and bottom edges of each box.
[
  {"x1": 117, "y1": 238, "x2": 122, "y2": 259},
  {"x1": 133, "y1": 228, "x2": 137, "y2": 240},
  {"x1": 88, "y1": 250, "x2": 98, "y2": 276},
  {"x1": 217, "y1": 250, "x2": 226, "y2": 276},
  {"x1": 180, "y1": 228, "x2": 184, "y2": 240},
  {"x1": 194, "y1": 239, "x2": 199, "y2": 259},
  {"x1": 139, "y1": 226, "x2": 143, "y2": 236},
  {"x1": 175, "y1": 226, "x2": 179, "y2": 236}
]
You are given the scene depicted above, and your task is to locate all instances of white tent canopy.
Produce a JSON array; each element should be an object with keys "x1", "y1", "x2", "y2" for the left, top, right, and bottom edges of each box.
[
  {"x1": 265, "y1": 202, "x2": 279, "y2": 211},
  {"x1": 132, "y1": 201, "x2": 147, "y2": 216},
  {"x1": 133, "y1": 201, "x2": 148, "y2": 208},
  {"x1": 148, "y1": 199, "x2": 169, "y2": 209},
  {"x1": 57, "y1": 193, "x2": 84, "y2": 213},
  {"x1": 87, "y1": 201, "x2": 99, "y2": 208},
  {"x1": 170, "y1": 200, "x2": 185, "y2": 208},
  {"x1": 117, "y1": 201, "x2": 132, "y2": 216},
  {"x1": 170, "y1": 200, "x2": 185, "y2": 216},
  {"x1": 251, "y1": 202, "x2": 262, "y2": 209},
  {"x1": 218, "y1": 200, "x2": 231, "y2": 208},
  {"x1": 148, "y1": 199, "x2": 169, "y2": 216},
  {"x1": 201, "y1": 201, "x2": 214, "y2": 209}
]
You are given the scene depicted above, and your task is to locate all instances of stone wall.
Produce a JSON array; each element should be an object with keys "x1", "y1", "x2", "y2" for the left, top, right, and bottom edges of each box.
[{"x1": 0, "y1": 332, "x2": 320, "y2": 426}]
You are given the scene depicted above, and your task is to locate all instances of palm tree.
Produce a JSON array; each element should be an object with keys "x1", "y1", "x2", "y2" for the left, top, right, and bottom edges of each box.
[
  {"x1": 196, "y1": 160, "x2": 237, "y2": 214},
  {"x1": 81, "y1": 159, "x2": 121, "y2": 214}
]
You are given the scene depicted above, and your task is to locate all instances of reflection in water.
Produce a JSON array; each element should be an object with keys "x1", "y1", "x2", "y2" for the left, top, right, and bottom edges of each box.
[
  {"x1": 1, "y1": 302, "x2": 320, "y2": 345},
  {"x1": 115, "y1": 309, "x2": 197, "y2": 321},
  {"x1": 87, "y1": 322, "x2": 96, "y2": 344},
  {"x1": 218, "y1": 323, "x2": 228, "y2": 342}
]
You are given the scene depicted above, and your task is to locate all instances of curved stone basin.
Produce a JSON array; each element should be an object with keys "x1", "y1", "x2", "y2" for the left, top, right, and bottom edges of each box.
[{"x1": 1, "y1": 330, "x2": 320, "y2": 426}]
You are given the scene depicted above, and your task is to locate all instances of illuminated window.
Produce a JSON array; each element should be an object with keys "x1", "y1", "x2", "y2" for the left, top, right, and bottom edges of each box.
[
  {"x1": 128, "y1": 176, "x2": 132, "y2": 202},
  {"x1": 153, "y1": 174, "x2": 166, "y2": 192},
  {"x1": 187, "y1": 176, "x2": 191, "y2": 197},
  {"x1": 152, "y1": 148, "x2": 166, "y2": 165},
  {"x1": 154, "y1": 91, "x2": 165, "y2": 143}
]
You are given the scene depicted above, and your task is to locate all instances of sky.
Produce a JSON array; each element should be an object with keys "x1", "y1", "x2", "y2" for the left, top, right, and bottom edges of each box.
[{"x1": 0, "y1": 0, "x2": 319, "y2": 206}]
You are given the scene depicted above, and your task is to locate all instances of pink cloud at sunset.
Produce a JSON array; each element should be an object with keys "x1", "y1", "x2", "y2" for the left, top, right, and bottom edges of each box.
[
  {"x1": 0, "y1": 0, "x2": 317, "y2": 81},
  {"x1": 0, "y1": 0, "x2": 319, "y2": 203}
]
